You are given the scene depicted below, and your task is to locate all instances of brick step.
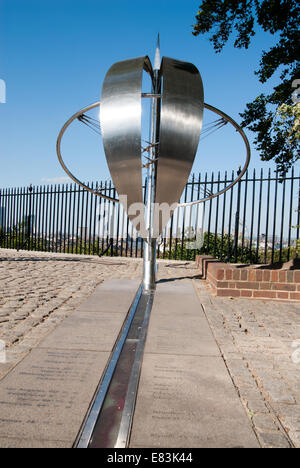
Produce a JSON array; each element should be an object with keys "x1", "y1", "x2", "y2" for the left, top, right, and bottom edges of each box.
[{"x1": 197, "y1": 255, "x2": 300, "y2": 302}]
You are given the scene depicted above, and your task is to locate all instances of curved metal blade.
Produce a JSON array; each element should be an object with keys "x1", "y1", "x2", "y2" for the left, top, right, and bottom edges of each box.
[
  {"x1": 154, "y1": 57, "x2": 204, "y2": 234},
  {"x1": 100, "y1": 56, "x2": 154, "y2": 224}
]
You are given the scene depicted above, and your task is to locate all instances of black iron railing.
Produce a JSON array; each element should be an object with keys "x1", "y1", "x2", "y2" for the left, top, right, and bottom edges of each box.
[{"x1": 1, "y1": 169, "x2": 300, "y2": 264}]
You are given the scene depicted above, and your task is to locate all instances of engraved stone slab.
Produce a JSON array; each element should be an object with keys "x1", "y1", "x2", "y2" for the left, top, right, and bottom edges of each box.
[
  {"x1": 0, "y1": 437, "x2": 68, "y2": 448},
  {"x1": 156, "y1": 279, "x2": 196, "y2": 295},
  {"x1": 130, "y1": 354, "x2": 260, "y2": 448},
  {"x1": 146, "y1": 280, "x2": 220, "y2": 356},
  {"x1": 99, "y1": 279, "x2": 140, "y2": 291},
  {"x1": 76, "y1": 292, "x2": 138, "y2": 314},
  {"x1": 0, "y1": 279, "x2": 140, "y2": 447},
  {"x1": 76, "y1": 279, "x2": 140, "y2": 314},
  {"x1": 39, "y1": 311, "x2": 127, "y2": 351},
  {"x1": 0, "y1": 348, "x2": 110, "y2": 447},
  {"x1": 130, "y1": 279, "x2": 259, "y2": 448},
  {"x1": 144, "y1": 313, "x2": 220, "y2": 356}
]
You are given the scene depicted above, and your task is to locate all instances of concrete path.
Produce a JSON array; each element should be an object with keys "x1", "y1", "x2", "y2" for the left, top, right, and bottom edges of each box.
[
  {"x1": 0, "y1": 279, "x2": 139, "y2": 448},
  {"x1": 130, "y1": 279, "x2": 260, "y2": 448}
]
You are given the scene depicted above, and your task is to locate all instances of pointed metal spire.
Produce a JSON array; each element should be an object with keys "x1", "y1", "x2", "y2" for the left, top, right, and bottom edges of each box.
[{"x1": 154, "y1": 33, "x2": 161, "y2": 71}]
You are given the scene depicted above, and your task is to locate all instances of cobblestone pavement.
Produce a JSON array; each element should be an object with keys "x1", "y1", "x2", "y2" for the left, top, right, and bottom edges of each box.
[
  {"x1": 0, "y1": 251, "x2": 300, "y2": 448},
  {"x1": 194, "y1": 279, "x2": 300, "y2": 449}
]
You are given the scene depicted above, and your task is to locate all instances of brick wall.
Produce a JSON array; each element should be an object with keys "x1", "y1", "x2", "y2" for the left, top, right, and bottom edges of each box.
[{"x1": 196, "y1": 255, "x2": 300, "y2": 301}]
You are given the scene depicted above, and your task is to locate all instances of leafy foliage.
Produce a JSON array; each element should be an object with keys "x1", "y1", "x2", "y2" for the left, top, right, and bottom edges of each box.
[{"x1": 192, "y1": 0, "x2": 300, "y2": 175}]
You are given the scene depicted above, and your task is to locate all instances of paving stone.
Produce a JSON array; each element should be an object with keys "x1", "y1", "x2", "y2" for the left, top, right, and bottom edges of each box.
[
  {"x1": 277, "y1": 405, "x2": 300, "y2": 431},
  {"x1": 258, "y1": 432, "x2": 291, "y2": 449},
  {"x1": 130, "y1": 355, "x2": 259, "y2": 448},
  {"x1": 288, "y1": 431, "x2": 300, "y2": 448},
  {"x1": 0, "y1": 348, "x2": 110, "y2": 446},
  {"x1": 247, "y1": 399, "x2": 270, "y2": 415},
  {"x1": 265, "y1": 389, "x2": 296, "y2": 405},
  {"x1": 252, "y1": 414, "x2": 278, "y2": 433}
]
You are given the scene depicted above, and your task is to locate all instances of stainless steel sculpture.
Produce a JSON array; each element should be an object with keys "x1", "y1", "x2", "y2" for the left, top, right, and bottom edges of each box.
[
  {"x1": 57, "y1": 41, "x2": 250, "y2": 291},
  {"x1": 56, "y1": 40, "x2": 251, "y2": 449},
  {"x1": 101, "y1": 56, "x2": 153, "y2": 218}
]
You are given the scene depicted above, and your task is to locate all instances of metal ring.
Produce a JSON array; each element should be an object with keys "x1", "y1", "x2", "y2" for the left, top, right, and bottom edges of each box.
[
  {"x1": 177, "y1": 103, "x2": 251, "y2": 207},
  {"x1": 56, "y1": 101, "x2": 119, "y2": 202},
  {"x1": 57, "y1": 101, "x2": 250, "y2": 205}
]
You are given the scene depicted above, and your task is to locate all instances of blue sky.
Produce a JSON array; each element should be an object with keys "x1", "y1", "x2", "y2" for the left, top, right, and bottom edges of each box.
[{"x1": 0, "y1": 0, "x2": 293, "y2": 189}]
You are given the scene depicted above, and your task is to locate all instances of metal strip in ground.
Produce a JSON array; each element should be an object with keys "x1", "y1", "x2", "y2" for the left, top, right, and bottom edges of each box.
[
  {"x1": 87, "y1": 289, "x2": 154, "y2": 448},
  {"x1": 115, "y1": 290, "x2": 155, "y2": 448},
  {"x1": 75, "y1": 283, "x2": 143, "y2": 448}
]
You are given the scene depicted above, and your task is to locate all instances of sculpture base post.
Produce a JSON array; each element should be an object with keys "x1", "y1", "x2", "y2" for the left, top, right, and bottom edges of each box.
[{"x1": 143, "y1": 239, "x2": 157, "y2": 291}]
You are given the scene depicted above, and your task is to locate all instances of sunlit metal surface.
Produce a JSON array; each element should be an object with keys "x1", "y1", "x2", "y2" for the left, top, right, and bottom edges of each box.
[
  {"x1": 100, "y1": 56, "x2": 154, "y2": 222},
  {"x1": 75, "y1": 284, "x2": 144, "y2": 448},
  {"x1": 56, "y1": 100, "x2": 250, "y2": 209},
  {"x1": 56, "y1": 102, "x2": 118, "y2": 202},
  {"x1": 177, "y1": 103, "x2": 251, "y2": 207},
  {"x1": 57, "y1": 52, "x2": 250, "y2": 280},
  {"x1": 156, "y1": 57, "x2": 204, "y2": 215}
]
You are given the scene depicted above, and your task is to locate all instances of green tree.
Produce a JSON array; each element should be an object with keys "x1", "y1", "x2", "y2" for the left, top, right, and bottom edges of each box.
[{"x1": 192, "y1": 0, "x2": 300, "y2": 175}]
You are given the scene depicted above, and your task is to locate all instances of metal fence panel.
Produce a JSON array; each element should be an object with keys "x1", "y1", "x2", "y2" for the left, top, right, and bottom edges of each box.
[{"x1": 1, "y1": 169, "x2": 299, "y2": 264}]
